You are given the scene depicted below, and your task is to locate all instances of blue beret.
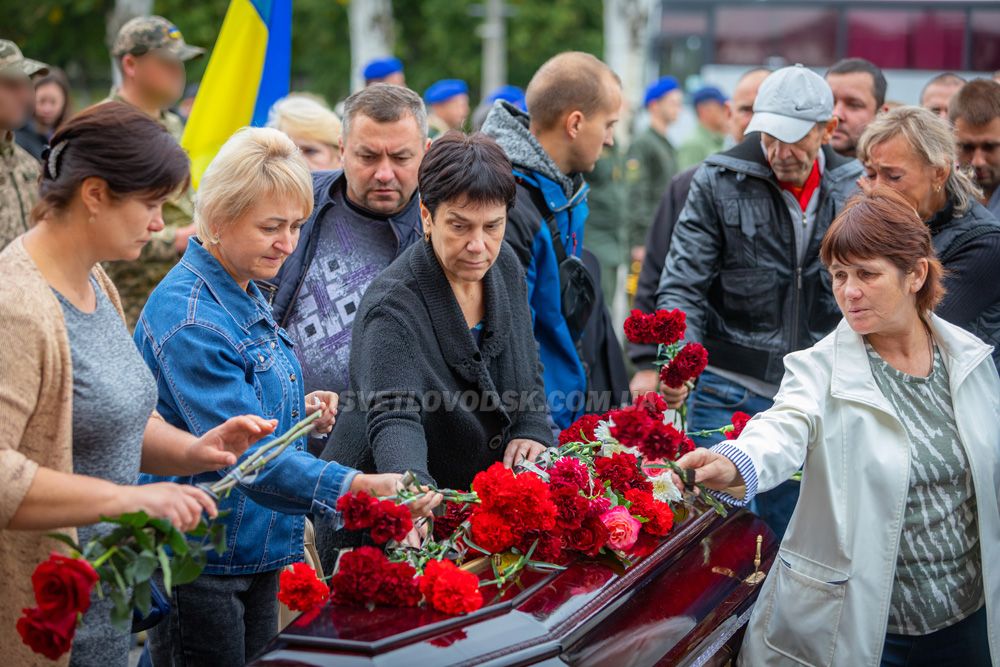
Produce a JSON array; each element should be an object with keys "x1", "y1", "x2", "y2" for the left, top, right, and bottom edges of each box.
[
  {"x1": 486, "y1": 84, "x2": 526, "y2": 111},
  {"x1": 363, "y1": 56, "x2": 403, "y2": 81},
  {"x1": 643, "y1": 76, "x2": 680, "y2": 107},
  {"x1": 424, "y1": 79, "x2": 469, "y2": 104},
  {"x1": 691, "y1": 85, "x2": 728, "y2": 107}
]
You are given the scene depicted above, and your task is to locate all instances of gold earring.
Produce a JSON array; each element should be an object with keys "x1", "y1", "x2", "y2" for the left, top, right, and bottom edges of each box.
[{"x1": 424, "y1": 230, "x2": 431, "y2": 242}]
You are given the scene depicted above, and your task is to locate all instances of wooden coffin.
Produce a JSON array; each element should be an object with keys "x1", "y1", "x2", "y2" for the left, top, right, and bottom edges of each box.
[{"x1": 250, "y1": 505, "x2": 777, "y2": 667}]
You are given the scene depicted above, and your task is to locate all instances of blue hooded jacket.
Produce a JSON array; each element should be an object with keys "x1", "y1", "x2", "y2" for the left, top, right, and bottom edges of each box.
[{"x1": 481, "y1": 101, "x2": 590, "y2": 429}]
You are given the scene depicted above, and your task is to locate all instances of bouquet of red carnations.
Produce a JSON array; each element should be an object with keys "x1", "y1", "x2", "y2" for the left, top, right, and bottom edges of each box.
[{"x1": 276, "y1": 309, "x2": 753, "y2": 619}]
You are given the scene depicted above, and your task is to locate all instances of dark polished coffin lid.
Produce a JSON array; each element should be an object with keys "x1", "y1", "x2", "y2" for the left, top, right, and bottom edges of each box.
[{"x1": 251, "y1": 506, "x2": 777, "y2": 667}]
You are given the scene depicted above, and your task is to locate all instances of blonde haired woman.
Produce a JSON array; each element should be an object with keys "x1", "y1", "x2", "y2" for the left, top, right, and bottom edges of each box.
[
  {"x1": 267, "y1": 94, "x2": 342, "y2": 171},
  {"x1": 135, "y1": 127, "x2": 438, "y2": 665},
  {"x1": 857, "y1": 105, "x2": 1000, "y2": 371}
]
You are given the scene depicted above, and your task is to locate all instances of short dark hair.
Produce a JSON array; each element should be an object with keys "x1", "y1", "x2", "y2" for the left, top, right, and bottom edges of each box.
[
  {"x1": 418, "y1": 131, "x2": 515, "y2": 217},
  {"x1": 34, "y1": 101, "x2": 189, "y2": 222},
  {"x1": 341, "y1": 83, "x2": 427, "y2": 139},
  {"x1": 526, "y1": 51, "x2": 621, "y2": 132},
  {"x1": 949, "y1": 78, "x2": 1000, "y2": 126},
  {"x1": 921, "y1": 72, "x2": 966, "y2": 103},
  {"x1": 821, "y1": 185, "x2": 945, "y2": 314},
  {"x1": 826, "y1": 58, "x2": 887, "y2": 109}
]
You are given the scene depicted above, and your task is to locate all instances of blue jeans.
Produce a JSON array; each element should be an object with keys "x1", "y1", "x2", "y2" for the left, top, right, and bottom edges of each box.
[
  {"x1": 881, "y1": 606, "x2": 990, "y2": 666},
  {"x1": 688, "y1": 370, "x2": 800, "y2": 540},
  {"x1": 146, "y1": 569, "x2": 280, "y2": 666}
]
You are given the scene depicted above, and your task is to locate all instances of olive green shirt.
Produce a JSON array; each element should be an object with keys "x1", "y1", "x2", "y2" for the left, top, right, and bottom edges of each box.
[
  {"x1": 625, "y1": 126, "x2": 677, "y2": 250},
  {"x1": 585, "y1": 145, "x2": 629, "y2": 302},
  {"x1": 101, "y1": 92, "x2": 195, "y2": 328},
  {"x1": 677, "y1": 122, "x2": 726, "y2": 170},
  {"x1": 0, "y1": 131, "x2": 40, "y2": 250}
]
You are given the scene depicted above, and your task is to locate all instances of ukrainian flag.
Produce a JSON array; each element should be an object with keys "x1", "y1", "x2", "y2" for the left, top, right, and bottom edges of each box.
[{"x1": 182, "y1": 0, "x2": 292, "y2": 188}]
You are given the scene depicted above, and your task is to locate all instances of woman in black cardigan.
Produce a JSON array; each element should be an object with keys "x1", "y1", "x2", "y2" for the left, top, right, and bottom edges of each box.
[{"x1": 321, "y1": 132, "x2": 553, "y2": 497}]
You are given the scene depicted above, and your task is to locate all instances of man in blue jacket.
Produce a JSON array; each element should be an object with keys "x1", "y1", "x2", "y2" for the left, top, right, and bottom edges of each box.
[
  {"x1": 263, "y1": 84, "x2": 428, "y2": 408},
  {"x1": 482, "y1": 51, "x2": 622, "y2": 430}
]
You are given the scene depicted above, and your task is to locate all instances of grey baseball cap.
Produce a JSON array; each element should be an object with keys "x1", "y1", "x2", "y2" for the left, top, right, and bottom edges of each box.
[{"x1": 745, "y1": 64, "x2": 834, "y2": 143}]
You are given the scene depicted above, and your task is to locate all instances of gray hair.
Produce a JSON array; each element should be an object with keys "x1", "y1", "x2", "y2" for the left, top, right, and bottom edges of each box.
[
  {"x1": 341, "y1": 83, "x2": 427, "y2": 140},
  {"x1": 857, "y1": 105, "x2": 982, "y2": 217}
]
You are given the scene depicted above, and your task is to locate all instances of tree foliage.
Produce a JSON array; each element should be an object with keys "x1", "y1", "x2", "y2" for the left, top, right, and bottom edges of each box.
[{"x1": 4, "y1": 0, "x2": 602, "y2": 107}]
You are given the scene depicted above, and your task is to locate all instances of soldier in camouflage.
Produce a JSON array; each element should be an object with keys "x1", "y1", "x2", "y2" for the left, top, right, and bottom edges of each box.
[
  {"x1": 104, "y1": 15, "x2": 204, "y2": 327},
  {"x1": 0, "y1": 40, "x2": 48, "y2": 250}
]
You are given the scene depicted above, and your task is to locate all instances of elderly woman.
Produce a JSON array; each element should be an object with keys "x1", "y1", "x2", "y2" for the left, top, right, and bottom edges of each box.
[
  {"x1": 321, "y1": 130, "x2": 552, "y2": 502},
  {"x1": 0, "y1": 102, "x2": 274, "y2": 667},
  {"x1": 135, "y1": 127, "x2": 438, "y2": 665},
  {"x1": 677, "y1": 187, "x2": 999, "y2": 666},
  {"x1": 267, "y1": 93, "x2": 342, "y2": 171},
  {"x1": 858, "y1": 105, "x2": 1000, "y2": 371}
]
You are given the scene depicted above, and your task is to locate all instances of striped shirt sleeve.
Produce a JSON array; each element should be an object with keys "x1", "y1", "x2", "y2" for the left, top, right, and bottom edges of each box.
[{"x1": 706, "y1": 441, "x2": 759, "y2": 507}]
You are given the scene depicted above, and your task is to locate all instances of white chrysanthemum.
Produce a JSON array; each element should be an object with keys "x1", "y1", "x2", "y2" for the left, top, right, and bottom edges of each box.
[
  {"x1": 594, "y1": 420, "x2": 612, "y2": 442},
  {"x1": 652, "y1": 473, "x2": 682, "y2": 503}
]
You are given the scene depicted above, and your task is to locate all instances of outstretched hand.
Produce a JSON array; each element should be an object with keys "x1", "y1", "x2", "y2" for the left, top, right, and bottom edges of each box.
[
  {"x1": 669, "y1": 448, "x2": 744, "y2": 496},
  {"x1": 187, "y1": 415, "x2": 277, "y2": 472}
]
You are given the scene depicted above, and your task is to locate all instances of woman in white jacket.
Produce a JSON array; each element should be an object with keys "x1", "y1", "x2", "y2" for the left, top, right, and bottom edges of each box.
[{"x1": 677, "y1": 186, "x2": 999, "y2": 667}]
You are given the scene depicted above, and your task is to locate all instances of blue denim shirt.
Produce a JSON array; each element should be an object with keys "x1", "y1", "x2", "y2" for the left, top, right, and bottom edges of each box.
[{"x1": 135, "y1": 239, "x2": 358, "y2": 575}]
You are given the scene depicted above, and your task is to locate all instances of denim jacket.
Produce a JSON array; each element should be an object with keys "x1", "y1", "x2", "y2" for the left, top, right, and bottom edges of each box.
[{"x1": 135, "y1": 239, "x2": 357, "y2": 575}]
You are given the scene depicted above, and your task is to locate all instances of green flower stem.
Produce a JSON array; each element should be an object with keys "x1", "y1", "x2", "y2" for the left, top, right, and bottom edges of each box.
[
  {"x1": 208, "y1": 411, "x2": 321, "y2": 496},
  {"x1": 91, "y1": 545, "x2": 119, "y2": 569}
]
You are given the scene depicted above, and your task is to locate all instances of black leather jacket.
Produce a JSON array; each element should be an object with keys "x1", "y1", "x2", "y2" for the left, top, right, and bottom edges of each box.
[{"x1": 655, "y1": 135, "x2": 862, "y2": 385}]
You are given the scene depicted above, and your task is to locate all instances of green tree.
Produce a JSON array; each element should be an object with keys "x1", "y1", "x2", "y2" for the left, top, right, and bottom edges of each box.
[{"x1": 3, "y1": 0, "x2": 603, "y2": 111}]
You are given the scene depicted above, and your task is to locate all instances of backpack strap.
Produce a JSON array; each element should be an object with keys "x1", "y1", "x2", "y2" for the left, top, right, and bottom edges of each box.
[{"x1": 514, "y1": 175, "x2": 569, "y2": 264}]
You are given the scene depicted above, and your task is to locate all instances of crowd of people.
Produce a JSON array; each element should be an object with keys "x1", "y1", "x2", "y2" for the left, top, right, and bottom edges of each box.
[{"x1": 1, "y1": 11, "x2": 999, "y2": 667}]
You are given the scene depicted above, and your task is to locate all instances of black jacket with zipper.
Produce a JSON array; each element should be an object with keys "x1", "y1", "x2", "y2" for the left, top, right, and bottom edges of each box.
[{"x1": 655, "y1": 134, "x2": 862, "y2": 385}]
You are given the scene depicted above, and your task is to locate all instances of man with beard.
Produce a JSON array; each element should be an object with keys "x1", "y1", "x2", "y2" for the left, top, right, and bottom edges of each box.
[{"x1": 950, "y1": 78, "x2": 1000, "y2": 219}]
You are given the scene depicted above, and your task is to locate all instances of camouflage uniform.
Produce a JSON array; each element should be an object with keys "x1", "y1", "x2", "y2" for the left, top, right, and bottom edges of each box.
[
  {"x1": 0, "y1": 132, "x2": 40, "y2": 250},
  {"x1": 102, "y1": 16, "x2": 203, "y2": 328},
  {"x1": 0, "y1": 40, "x2": 48, "y2": 250}
]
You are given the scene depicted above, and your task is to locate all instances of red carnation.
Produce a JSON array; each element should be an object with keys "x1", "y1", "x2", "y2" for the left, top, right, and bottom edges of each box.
[
  {"x1": 16, "y1": 607, "x2": 77, "y2": 661},
  {"x1": 637, "y1": 420, "x2": 687, "y2": 462},
  {"x1": 375, "y1": 561, "x2": 422, "y2": 607},
  {"x1": 419, "y1": 559, "x2": 483, "y2": 615},
  {"x1": 369, "y1": 500, "x2": 413, "y2": 544},
  {"x1": 433, "y1": 501, "x2": 474, "y2": 541},
  {"x1": 634, "y1": 391, "x2": 668, "y2": 418},
  {"x1": 595, "y1": 452, "x2": 652, "y2": 494},
  {"x1": 548, "y1": 457, "x2": 590, "y2": 492},
  {"x1": 31, "y1": 552, "x2": 98, "y2": 617},
  {"x1": 608, "y1": 406, "x2": 654, "y2": 450},
  {"x1": 558, "y1": 413, "x2": 603, "y2": 445},
  {"x1": 649, "y1": 309, "x2": 687, "y2": 345},
  {"x1": 330, "y1": 547, "x2": 387, "y2": 604},
  {"x1": 278, "y1": 562, "x2": 329, "y2": 612},
  {"x1": 469, "y1": 511, "x2": 516, "y2": 553},
  {"x1": 726, "y1": 411, "x2": 753, "y2": 440},
  {"x1": 625, "y1": 489, "x2": 675, "y2": 536},
  {"x1": 659, "y1": 342, "x2": 709, "y2": 389},
  {"x1": 550, "y1": 484, "x2": 590, "y2": 531},
  {"x1": 586, "y1": 496, "x2": 613, "y2": 518},
  {"x1": 623, "y1": 310, "x2": 654, "y2": 344},
  {"x1": 336, "y1": 491, "x2": 379, "y2": 530},
  {"x1": 519, "y1": 529, "x2": 567, "y2": 565}
]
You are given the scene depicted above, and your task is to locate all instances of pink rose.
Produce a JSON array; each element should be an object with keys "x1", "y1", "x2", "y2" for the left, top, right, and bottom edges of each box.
[{"x1": 599, "y1": 505, "x2": 641, "y2": 551}]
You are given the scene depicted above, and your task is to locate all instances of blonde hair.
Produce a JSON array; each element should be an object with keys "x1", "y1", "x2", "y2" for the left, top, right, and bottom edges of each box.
[
  {"x1": 857, "y1": 105, "x2": 982, "y2": 217},
  {"x1": 196, "y1": 127, "x2": 313, "y2": 244},
  {"x1": 267, "y1": 94, "x2": 342, "y2": 147}
]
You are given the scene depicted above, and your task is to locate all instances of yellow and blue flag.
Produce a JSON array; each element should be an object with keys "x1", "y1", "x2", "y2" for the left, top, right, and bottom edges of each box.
[{"x1": 182, "y1": 0, "x2": 292, "y2": 188}]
